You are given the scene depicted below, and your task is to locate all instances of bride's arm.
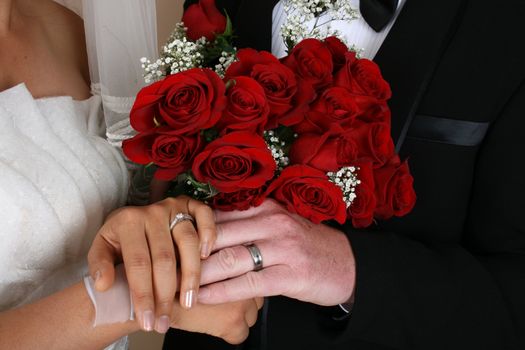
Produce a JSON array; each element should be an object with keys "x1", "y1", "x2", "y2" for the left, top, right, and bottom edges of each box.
[
  {"x1": 0, "y1": 283, "x2": 137, "y2": 350},
  {"x1": 0, "y1": 283, "x2": 261, "y2": 349}
]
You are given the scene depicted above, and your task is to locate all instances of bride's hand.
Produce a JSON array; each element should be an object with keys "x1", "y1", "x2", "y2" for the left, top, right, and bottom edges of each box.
[
  {"x1": 87, "y1": 196, "x2": 216, "y2": 333},
  {"x1": 170, "y1": 298, "x2": 264, "y2": 344}
]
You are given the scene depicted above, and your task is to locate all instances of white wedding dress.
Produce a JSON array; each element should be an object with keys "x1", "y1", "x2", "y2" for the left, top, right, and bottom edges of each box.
[{"x1": 0, "y1": 84, "x2": 128, "y2": 311}]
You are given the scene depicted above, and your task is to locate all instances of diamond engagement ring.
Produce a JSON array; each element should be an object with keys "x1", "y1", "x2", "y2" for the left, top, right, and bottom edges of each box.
[
  {"x1": 245, "y1": 244, "x2": 264, "y2": 271},
  {"x1": 169, "y1": 213, "x2": 195, "y2": 230}
]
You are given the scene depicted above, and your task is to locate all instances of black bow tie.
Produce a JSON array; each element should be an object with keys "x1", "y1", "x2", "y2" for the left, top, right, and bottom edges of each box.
[{"x1": 360, "y1": 0, "x2": 400, "y2": 32}]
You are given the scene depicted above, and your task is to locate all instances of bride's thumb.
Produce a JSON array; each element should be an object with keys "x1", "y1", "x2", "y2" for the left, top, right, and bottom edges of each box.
[{"x1": 87, "y1": 236, "x2": 117, "y2": 292}]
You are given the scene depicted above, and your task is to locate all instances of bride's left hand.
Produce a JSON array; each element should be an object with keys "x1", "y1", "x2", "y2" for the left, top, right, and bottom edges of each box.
[{"x1": 87, "y1": 196, "x2": 216, "y2": 333}]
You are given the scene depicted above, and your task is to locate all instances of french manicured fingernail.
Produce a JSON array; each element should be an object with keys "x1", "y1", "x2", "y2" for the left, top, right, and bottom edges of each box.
[
  {"x1": 155, "y1": 315, "x2": 170, "y2": 334},
  {"x1": 201, "y1": 242, "x2": 209, "y2": 258},
  {"x1": 184, "y1": 290, "x2": 195, "y2": 309},
  {"x1": 142, "y1": 310, "x2": 154, "y2": 331}
]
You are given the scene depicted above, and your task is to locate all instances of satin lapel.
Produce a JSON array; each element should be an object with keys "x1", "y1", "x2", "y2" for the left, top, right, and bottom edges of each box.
[
  {"x1": 234, "y1": 0, "x2": 280, "y2": 51},
  {"x1": 374, "y1": 0, "x2": 467, "y2": 151}
]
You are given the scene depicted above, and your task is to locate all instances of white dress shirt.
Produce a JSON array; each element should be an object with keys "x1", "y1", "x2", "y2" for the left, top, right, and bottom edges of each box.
[{"x1": 272, "y1": 0, "x2": 406, "y2": 59}]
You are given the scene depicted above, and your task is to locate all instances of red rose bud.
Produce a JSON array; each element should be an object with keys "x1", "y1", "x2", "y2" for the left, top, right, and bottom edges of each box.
[
  {"x1": 211, "y1": 187, "x2": 266, "y2": 211},
  {"x1": 335, "y1": 52, "x2": 392, "y2": 101},
  {"x1": 192, "y1": 131, "x2": 276, "y2": 193},
  {"x1": 265, "y1": 165, "x2": 347, "y2": 224},
  {"x1": 294, "y1": 87, "x2": 361, "y2": 134},
  {"x1": 130, "y1": 68, "x2": 226, "y2": 135},
  {"x1": 216, "y1": 76, "x2": 270, "y2": 135},
  {"x1": 324, "y1": 36, "x2": 350, "y2": 73},
  {"x1": 373, "y1": 156, "x2": 416, "y2": 220},
  {"x1": 226, "y1": 48, "x2": 314, "y2": 129},
  {"x1": 182, "y1": 0, "x2": 227, "y2": 41},
  {"x1": 347, "y1": 161, "x2": 377, "y2": 228},
  {"x1": 283, "y1": 38, "x2": 334, "y2": 92},
  {"x1": 122, "y1": 129, "x2": 202, "y2": 181}
]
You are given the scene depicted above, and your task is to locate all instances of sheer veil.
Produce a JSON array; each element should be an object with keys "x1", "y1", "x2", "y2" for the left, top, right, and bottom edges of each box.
[{"x1": 55, "y1": 0, "x2": 158, "y2": 148}]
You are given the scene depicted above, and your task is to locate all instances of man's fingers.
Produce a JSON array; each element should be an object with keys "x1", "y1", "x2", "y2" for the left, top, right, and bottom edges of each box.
[
  {"x1": 188, "y1": 199, "x2": 217, "y2": 258},
  {"x1": 119, "y1": 230, "x2": 155, "y2": 332},
  {"x1": 198, "y1": 266, "x2": 292, "y2": 305},
  {"x1": 87, "y1": 234, "x2": 117, "y2": 292},
  {"x1": 171, "y1": 220, "x2": 201, "y2": 309},
  {"x1": 214, "y1": 199, "x2": 284, "y2": 224},
  {"x1": 200, "y1": 242, "x2": 280, "y2": 285},
  {"x1": 214, "y1": 218, "x2": 272, "y2": 251},
  {"x1": 145, "y1": 218, "x2": 177, "y2": 334}
]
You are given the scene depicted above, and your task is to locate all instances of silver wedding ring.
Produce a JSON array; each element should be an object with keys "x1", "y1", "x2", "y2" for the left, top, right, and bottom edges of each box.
[
  {"x1": 245, "y1": 244, "x2": 263, "y2": 272},
  {"x1": 169, "y1": 213, "x2": 195, "y2": 230}
]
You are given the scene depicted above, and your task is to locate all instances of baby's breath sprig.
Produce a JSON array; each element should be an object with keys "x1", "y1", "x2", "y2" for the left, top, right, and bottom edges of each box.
[
  {"x1": 264, "y1": 127, "x2": 298, "y2": 173},
  {"x1": 264, "y1": 130, "x2": 290, "y2": 172},
  {"x1": 281, "y1": 0, "x2": 360, "y2": 51},
  {"x1": 141, "y1": 15, "x2": 238, "y2": 82},
  {"x1": 141, "y1": 23, "x2": 206, "y2": 83},
  {"x1": 327, "y1": 166, "x2": 360, "y2": 208}
]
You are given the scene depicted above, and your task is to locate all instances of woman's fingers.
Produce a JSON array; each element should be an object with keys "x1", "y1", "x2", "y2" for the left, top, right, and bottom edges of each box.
[
  {"x1": 188, "y1": 199, "x2": 217, "y2": 258},
  {"x1": 118, "y1": 225, "x2": 155, "y2": 332},
  {"x1": 144, "y1": 210, "x2": 178, "y2": 334},
  {"x1": 171, "y1": 219, "x2": 201, "y2": 309}
]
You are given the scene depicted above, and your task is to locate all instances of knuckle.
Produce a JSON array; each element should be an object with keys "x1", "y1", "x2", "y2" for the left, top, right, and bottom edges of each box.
[
  {"x1": 128, "y1": 254, "x2": 151, "y2": 271},
  {"x1": 152, "y1": 249, "x2": 176, "y2": 270},
  {"x1": 155, "y1": 300, "x2": 172, "y2": 313},
  {"x1": 133, "y1": 290, "x2": 154, "y2": 305},
  {"x1": 115, "y1": 207, "x2": 141, "y2": 223},
  {"x1": 244, "y1": 271, "x2": 261, "y2": 294},
  {"x1": 217, "y1": 247, "x2": 238, "y2": 271}
]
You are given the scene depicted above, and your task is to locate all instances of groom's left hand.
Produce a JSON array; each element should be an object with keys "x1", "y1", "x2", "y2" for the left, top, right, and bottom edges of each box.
[{"x1": 198, "y1": 200, "x2": 356, "y2": 306}]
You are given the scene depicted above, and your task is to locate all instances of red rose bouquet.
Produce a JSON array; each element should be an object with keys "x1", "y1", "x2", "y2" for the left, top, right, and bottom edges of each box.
[{"x1": 123, "y1": 0, "x2": 416, "y2": 228}]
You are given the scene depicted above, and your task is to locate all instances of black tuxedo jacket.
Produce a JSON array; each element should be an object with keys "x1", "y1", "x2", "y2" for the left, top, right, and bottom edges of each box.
[{"x1": 166, "y1": 1, "x2": 525, "y2": 349}]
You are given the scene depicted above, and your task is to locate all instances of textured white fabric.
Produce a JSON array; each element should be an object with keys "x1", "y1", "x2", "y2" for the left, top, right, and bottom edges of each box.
[
  {"x1": 0, "y1": 84, "x2": 128, "y2": 348},
  {"x1": 272, "y1": 0, "x2": 406, "y2": 59}
]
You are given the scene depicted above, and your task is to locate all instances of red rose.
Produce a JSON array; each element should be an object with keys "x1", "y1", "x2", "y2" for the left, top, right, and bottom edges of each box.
[
  {"x1": 283, "y1": 38, "x2": 334, "y2": 91},
  {"x1": 130, "y1": 68, "x2": 226, "y2": 134},
  {"x1": 347, "y1": 161, "x2": 377, "y2": 228},
  {"x1": 265, "y1": 165, "x2": 347, "y2": 224},
  {"x1": 211, "y1": 187, "x2": 266, "y2": 211},
  {"x1": 335, "y1": 52, "x2": 392, "y2": 101},
  {"x1": 182, "y1": 0, "x2": 227, "y2": 41},
  {"x1": 225, "y1": 49, "x2": 314, "y2": 129},
  {"x1": 373, "y1": 156, "x2": 416, "y2": 220},
  {"x1": 192, "y1": 131, "x2": 276, "y2": 193},
  {"x1": 355, "y1": 97, "x2": 391, "y2": 125},
  {"x1": 349, "y1": 121, "x2": 395, "y2": 168},
  {"x1": 294, "y1": 87, "x2": 361, "y2": 134},
  {"x1": 290, "y1": 121, "x2": 394, "y2": 171},
  {"x1": 123, "y1": 128, "x2": 202, "y2": 181},
  {"x1": 289, "y1": 125, "x2": 359, "y2": 172},
  {"x1": 216, "y1": 76, "x2": 269, "y2": 135},
  {"x1": 324, "y1": 36, "x2": 349, "y2": 73}
]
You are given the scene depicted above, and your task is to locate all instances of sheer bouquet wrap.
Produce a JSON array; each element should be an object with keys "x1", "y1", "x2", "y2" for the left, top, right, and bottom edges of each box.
[{"x1": 123, "y1": 0, "x2": 416, "y2": 228}]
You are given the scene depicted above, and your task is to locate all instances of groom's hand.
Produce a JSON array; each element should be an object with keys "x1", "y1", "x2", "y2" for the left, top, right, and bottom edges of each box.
[{"x1": 198, "y1": 200, "x2": 356, "y2": 306}]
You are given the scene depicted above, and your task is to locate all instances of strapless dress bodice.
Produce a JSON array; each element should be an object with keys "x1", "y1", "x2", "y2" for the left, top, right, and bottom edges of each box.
[{"x1": 0, "y1": 83, "x2": 128, "y2": 311}]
